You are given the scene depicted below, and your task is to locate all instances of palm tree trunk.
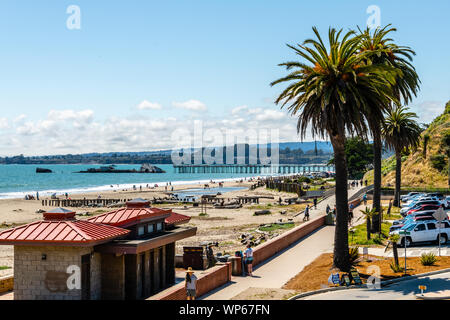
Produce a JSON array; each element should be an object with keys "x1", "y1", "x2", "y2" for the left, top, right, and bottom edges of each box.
[
  {"x1": 394, "y1": 151, "x2": 402, "y2": 207},
  {"x1": 448, "y1": 152, "x2": 450, "y2": 188},
  {"x1": 366, "y1": 217, "x2": 371, "y2": 240},
  {"x1": 330, "y1": 134, "x2": 350, "y2": 272},
  {"x1": 423, "y1": 140, "x2": 427, "y2": 159},
  {"x1": 393, "y1": 242, "x2": 399, "y2": 266},
  {"x1": 370, "y1": 122, "x2": 382, "y2": 233}
]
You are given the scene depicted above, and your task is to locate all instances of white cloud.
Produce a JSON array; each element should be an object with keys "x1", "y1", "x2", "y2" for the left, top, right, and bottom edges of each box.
[
  {"x1": 48, "y1": 109, "x2": 94, "y2": 122},
  {"x1": 0, "y1": 105, "x2": 316, "y2": 156},
  {"x1": 255, "y1": 109, "x2": 286, "y2": 121},
  {"x1": 137, "y1": 100, "x2": 162, "y2": 110},
  {"x1": 14, "y1": 114, "x2": 27, "y2": 123},
  {"x1": 0, "y1": 118, "x2": 8, "y2": 130},
  {"x1": 411, "y1": 101, "x2": 445, "y2": 123},
  {"x1": 231, "y1": 105, "x2": 248, "y2": 116},
  {"x1": 173, "y1": 99, "x2": 207, "y2": 111}
]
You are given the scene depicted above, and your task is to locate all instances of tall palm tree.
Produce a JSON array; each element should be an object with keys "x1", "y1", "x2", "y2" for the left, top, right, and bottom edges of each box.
[
  {"x1": 383, "y1": 106, "x2": 422, "y2": 206},
  {"x1": 442, "y1": 132, "x2": 450, "y2": 187},
  {"x1": 271, "y1": 27, "x2": 395, "y2": 271},
  {"x1": 423, "y1": 134, "x2": 430, "y2": 159},
  {"x1": 358, "y1": 25, "x2": 420, "y2": 230}
]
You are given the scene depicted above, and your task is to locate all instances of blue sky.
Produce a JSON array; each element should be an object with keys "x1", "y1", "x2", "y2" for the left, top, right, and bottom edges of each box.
[{"x1": 0, "y1": 0, "x2": 449, "y2": 156}]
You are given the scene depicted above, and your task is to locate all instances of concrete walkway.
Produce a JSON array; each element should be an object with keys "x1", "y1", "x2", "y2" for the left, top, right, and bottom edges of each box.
[{"x1": 202, "y1": 183, "x2": 364, "y2": 300}]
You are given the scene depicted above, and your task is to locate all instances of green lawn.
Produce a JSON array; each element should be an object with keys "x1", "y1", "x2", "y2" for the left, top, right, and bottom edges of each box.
[
  {"x1": 349, "y1": 222, "x2": 391, "y2": 246},
  {"x1": 258, "y1": 223, "x2": 295, "y2": 232},
  {"x1": 0, "y1": 266, "x2": 11, "y2": 270}
]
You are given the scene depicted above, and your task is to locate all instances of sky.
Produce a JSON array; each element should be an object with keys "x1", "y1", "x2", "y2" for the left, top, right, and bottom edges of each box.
[{"x1": 0, "y1": 0, "x2": 449, "y2": 156}]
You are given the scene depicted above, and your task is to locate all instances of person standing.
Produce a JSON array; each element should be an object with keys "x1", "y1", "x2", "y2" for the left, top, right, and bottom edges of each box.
[
  {"x1": 244, "y1": 244, "x2": 254, "y2": 276},
  {"x1": 363, "y1": 193, "x2": 368, "y2": 206},
  {"x1": 313, "y1": 198, "x2": 318, "y2": 209},
  {"x1": 185, "y1": 267, "x2": 197, "y2": 300},
  {"x1": 303, "y1": 204, "x2": 310, "y2": 221}
]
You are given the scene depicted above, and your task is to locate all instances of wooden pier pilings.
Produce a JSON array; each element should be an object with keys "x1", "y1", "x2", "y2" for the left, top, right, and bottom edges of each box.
[
  {"x1": 173, "y1": 164, "x2": 335, "y2": 174},
  {"x1": 42, "y1": 198, "x2": 132, "y2": 208}
]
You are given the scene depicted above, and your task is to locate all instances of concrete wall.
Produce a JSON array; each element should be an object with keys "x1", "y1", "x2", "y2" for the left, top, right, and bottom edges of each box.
[{"x1": 13, "y1": 246, "x2": 101, "y2": 300}]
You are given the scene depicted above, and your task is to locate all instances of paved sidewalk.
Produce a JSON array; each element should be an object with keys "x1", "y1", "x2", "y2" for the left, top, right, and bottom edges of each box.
[{"x1": 202, "y1": 184, "x2": 364, "y2": 300}]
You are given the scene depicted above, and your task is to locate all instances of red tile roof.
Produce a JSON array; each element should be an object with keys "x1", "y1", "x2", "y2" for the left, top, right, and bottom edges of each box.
[
  {"x1": 165, "y1": 211, "x2": 191, "y2": 226},
  {"x1": 87, "y1": 207, "x2": 170, "y2": 227},
  {"x1": 0, "y1": 220, "x2": 129, "y2": 245}
]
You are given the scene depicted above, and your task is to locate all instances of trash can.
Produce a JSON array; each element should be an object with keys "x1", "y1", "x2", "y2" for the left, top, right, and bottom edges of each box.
[
  {"x1": 183, "y1": 246, "x2": 204, "y2": 270},
  {"x1": 228, "y1": 256, "x2": 242, "y2": 276}
]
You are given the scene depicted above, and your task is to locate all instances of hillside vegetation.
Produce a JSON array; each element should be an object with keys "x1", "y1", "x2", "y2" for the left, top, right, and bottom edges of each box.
[{"x1": 364, "y1": 101, "x2": 450, "y2": 188}]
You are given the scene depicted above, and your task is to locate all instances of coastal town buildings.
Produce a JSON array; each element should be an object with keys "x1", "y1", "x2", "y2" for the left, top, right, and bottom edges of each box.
[{"x1": 0, "y1": 199, "x2": 195, "y2": 300}]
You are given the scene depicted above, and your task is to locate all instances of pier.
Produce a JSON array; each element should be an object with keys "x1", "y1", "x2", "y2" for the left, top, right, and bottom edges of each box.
[{"x1": 173, "y1": 164, "x2": 335, "y2": 174}]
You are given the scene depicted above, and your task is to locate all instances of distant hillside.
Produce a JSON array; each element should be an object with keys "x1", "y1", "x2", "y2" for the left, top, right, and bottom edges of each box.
[
  {"x1": 364, "y1": 101, "x2": 450, "y2": 188},
  {"x1": 0, "y1": 142, "x2": 333, "y2": 165}
]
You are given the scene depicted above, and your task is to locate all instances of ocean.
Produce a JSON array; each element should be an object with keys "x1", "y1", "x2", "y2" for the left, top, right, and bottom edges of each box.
[{"x1": 0, "y1": 164, "x2": 269, "y2": 199}]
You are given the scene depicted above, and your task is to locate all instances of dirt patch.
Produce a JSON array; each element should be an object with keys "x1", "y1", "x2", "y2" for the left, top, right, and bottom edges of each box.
[
  {"x1": 283, "y1": 253, "x2": 450, "y2": 293},
  {"x1": 231, "y1": 287, "x2": 296, "y2": 300}
]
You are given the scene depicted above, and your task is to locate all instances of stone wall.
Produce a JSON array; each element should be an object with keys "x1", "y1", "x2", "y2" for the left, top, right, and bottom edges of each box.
[
  {"x1": 14, "y1": 245, "x2": 101, "y2": 300},
  {"x1": 0, "y1": 275, "x2": 13, "y2": 293}
]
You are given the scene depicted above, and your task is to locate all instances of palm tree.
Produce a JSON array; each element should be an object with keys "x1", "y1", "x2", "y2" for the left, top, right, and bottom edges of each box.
[
  {"x1": 442, "y1": 132, "x2": 450, "y2": 187},
  {"x1": 271, "y1": 27, "x2": 395, "y2": 272},
  {"x1": 383, "y1": 106, "x2": 422, "y2": 206},
  {"x1": 360, "y1": 207, "x2": 376, "y2": 240},
  {"x1": 423, "y1": 134, "x2": 430, "y2": 159},
  {"x1": 358, "y1": 26, "x2": 420, "y2": 231}
]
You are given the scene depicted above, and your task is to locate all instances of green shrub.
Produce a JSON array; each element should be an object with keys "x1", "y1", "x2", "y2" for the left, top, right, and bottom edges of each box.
[
  {"x1": 420, "y1": 252, "x2": 437, "y2": 266},
  {"x1": 297, "y1": 176, "x2": 311, "y2": 183},
  {"x1": 349, "y1": 246, "x2": 360, "y2": 266},
  {"x1": 430, "y1": 154, "x2": 446, "y2": 172},
  {"x1": 389, "y1": 261, "x2": 403, "y2": 273}
]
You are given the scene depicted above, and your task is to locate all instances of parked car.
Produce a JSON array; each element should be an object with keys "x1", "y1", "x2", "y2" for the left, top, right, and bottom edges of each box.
[
  {"x1": 428, "y1": 193, "x2": 445, "y2": 201},
  {"x1": 389, "y1": 216, "x2": 437, "y2": 233},
  {"x1": 400, "y1": 200, "x2": 442, "y2": 215},
  {"x1": 392, "y1": 220, "x2": 450, "y2": 247},
  {"x1": 405, "y1": 204, "x2": 441, "y2": 216},
  {"x1": 393, "y1": 210, "x2": 441, "y2": 226},
  {"x1": 401, "y1": 192, "x2": 423, "y2": 202}
]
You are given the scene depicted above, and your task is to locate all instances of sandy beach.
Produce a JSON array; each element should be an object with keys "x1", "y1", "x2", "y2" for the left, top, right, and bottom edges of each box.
[{"x1": 0, "y1": 178, "x2": 317, "y2": 274}]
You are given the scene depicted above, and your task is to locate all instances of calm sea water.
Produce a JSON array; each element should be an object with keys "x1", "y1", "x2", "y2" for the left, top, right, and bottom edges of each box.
[{"x1": 0, "y1": 164, "x2": 268, "y2": 199}]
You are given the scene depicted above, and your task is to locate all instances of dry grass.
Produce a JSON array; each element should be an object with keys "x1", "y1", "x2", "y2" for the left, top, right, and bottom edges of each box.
[{"x1": 283, "y1": 253, "x2": 450, "y2": 293}]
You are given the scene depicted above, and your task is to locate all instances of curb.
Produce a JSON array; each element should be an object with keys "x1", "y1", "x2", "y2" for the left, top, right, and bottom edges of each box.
[{"x1": 288, "y1": 267, "x2": 450, "y2": 300}]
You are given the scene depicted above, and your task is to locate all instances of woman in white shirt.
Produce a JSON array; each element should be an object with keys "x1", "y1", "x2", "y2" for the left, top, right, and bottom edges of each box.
[{"x1": 244, "y1": 244, "x2": 254, "y2": 277}]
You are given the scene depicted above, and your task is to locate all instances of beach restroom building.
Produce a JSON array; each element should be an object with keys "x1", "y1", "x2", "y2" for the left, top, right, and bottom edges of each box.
[{"x1": 0, "y1": 199, "x2": 196, "y2": 300}]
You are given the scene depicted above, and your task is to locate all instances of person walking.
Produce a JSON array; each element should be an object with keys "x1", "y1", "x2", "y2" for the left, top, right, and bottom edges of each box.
[
  {"x1": 244, "y1": 244, "x2": 254, "y2": 277},
  {"x1": 313, "y1": 198, "x2": 318, "y2": 209},
  {"x1": 185, "y1": 267, "x2": 197, "y2": 300},
  {"x1": 349, "y1": 203, "x2": 354, "y2": 223},
  {"x1": 363, "y1": 193, "x2": 367, "y2": 206},
  {"x1": 303, "y1": 204, "x2": 310, "y2": 221}
]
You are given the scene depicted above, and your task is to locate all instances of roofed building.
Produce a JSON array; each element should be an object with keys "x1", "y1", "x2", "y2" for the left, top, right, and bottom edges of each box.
[{"x1": 0, "y1": 200, "x2": 195, "y2": 300}]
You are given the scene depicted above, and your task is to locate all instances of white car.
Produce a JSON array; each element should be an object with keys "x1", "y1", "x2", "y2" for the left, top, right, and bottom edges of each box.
[{"x1": 393, "y1": 220, "x2": 450, "y2": 247}]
